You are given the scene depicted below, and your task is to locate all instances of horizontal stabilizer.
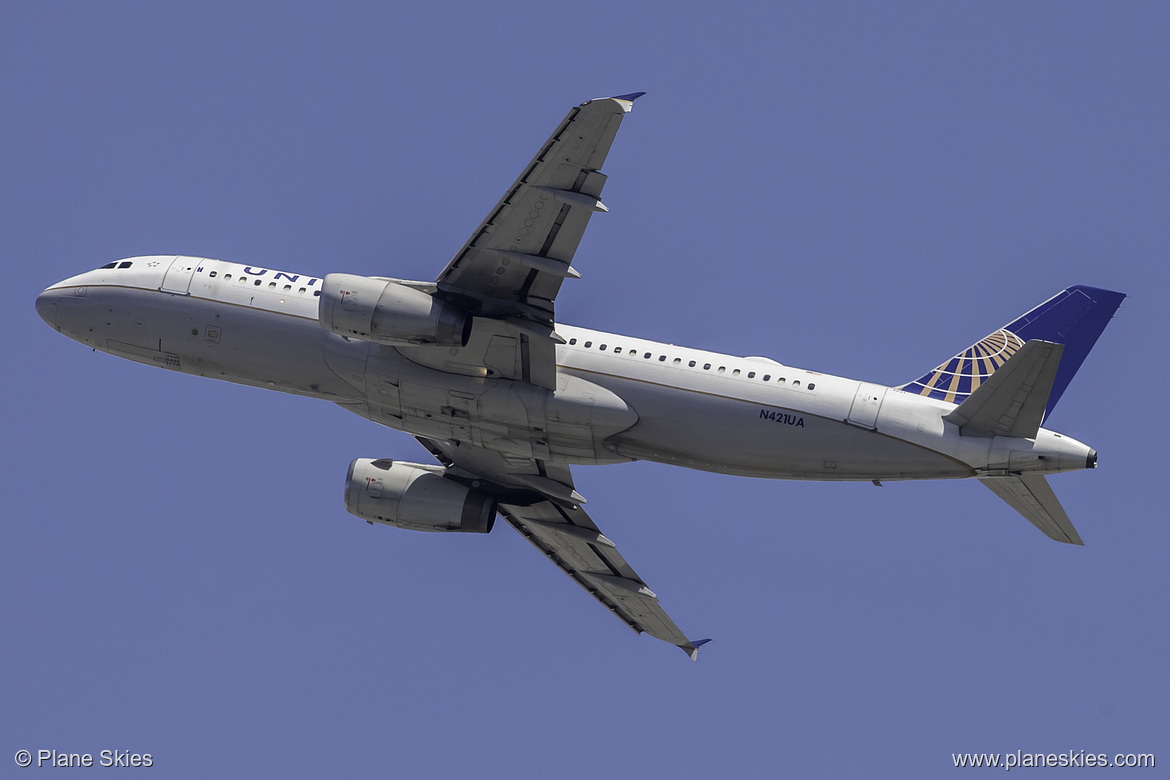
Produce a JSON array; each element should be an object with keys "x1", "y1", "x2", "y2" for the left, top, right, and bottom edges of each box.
[
  {"x1": 979, "y1": 474, "x2": 1084, "y2": 545},
  {"x1": 943, "y1": 340, "x2": 1063, "y2": 438}
]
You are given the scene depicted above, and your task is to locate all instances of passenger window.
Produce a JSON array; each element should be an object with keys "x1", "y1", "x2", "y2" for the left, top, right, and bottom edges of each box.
[
  {"x1": 644, "y1": 352, "x2": 651, "y2": 359},
  {"x1": 613, "y1": 347, "x2": 621, "y2": 354},
  {"x1": 240, "y1": 277, "x2": 248, "y2": 284},
  {"x1": 254, "y1": 279, "x2": 262, "y2": 286},
  {"x1": 763, "y1": 375, "x2": 771, "y2": 381},
  {"x1": 584, "y1": 341, "x2": 592, "y2": 348},
  {"x1": 732, "y1": 369, "x2": 740, "y2": 376},
  {"x1": 658, "y1": 355, "x2": 666, "y2": 361},
  {"x1": 209, "y1": 271, "x2": 218, "y2": 278},
  {"x1": 224, "y1": 274, "x2": 232, "y2": 280},
  {"x1": 298, "y1": 287, "x2": 307, "y2": 293},
  {"x1": 673, "y1": 358, "x2": 681, "y2": 365},
  {"x1": 688, "y1": 360, "x2": 696, "y2": 367},
  {"x1": 717, "y1": 366, "x2": 726, "y2": 373},
  {"x1": 313, "y1": 290, "x2": 321, "y2": 296},
  {"x1": 569, "y1": 338, "x2": 577, "y2": 345},
  {"x1": 599, "y1": 344, "x2": 607, "y2": 351},
  {"x1": 703, "y1": 363, "x2": 711, "y2": 370},
  {"x1": 284, "y1": 284, "x2": 292, "y2": 291},
  {"x1": 268, "y1": 282, "x2": 276, "y2": 288},
  {"x1": 808, "y1": 383, "x2": 816, "y2": 390},
  {"x1": 793, "y1": 380, "x2": 801, "y2": 387},
  {"x1": 778, "y1": 377, "x2": 786, "y2": 383},
  {"x1": 748, "y1": 372, "x2": 755, "y2": 378}
]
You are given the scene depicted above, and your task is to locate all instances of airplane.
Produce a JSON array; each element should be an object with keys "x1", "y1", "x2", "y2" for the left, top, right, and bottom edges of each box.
[{"x1": 36, "y1": 93, "x2": 1125, "y2": 659}]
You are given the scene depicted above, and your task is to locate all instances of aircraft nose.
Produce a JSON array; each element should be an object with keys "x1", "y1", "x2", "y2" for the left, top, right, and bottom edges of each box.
[{"x1": 35, "y1": 286, "x2": 61, "y2": 330}]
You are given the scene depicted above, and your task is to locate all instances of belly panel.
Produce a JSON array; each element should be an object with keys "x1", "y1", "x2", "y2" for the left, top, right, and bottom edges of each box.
[{"x1": 589, "y1": 372, "x2": 969, "y2": 480}]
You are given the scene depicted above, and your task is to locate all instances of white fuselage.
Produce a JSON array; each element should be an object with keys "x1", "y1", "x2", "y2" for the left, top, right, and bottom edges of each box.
[{"x1": 37, "y1": 256, "x2": 1095, "y2": 482}]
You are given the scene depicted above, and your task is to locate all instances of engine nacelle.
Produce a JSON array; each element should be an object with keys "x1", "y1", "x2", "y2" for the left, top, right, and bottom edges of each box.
[
  {"x1": 344, "y1": 458, "x2": 496, "y2": 533},
  {"x1": 319, "y1": 273, "x2": 471, "y2": 346}
]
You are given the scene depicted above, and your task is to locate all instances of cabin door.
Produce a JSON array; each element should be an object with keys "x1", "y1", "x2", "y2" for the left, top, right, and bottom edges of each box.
[
  {"x1": 160, "y1": 256, "x2": 196, "y2": 294},
  {"x1": 847, "y1": 382, "x2": 887, "y2": 429}
]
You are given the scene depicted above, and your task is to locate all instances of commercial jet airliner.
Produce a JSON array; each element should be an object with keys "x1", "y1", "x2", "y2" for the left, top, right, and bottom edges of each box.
[{"x1": 37, "y1": 94, "x2": 1125, "y2": 658}]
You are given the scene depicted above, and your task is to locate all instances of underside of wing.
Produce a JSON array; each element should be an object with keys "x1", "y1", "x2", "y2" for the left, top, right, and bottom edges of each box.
[
  {"x1": 405, "y1": 95, "x2": 642, "y2": 391},
  {"x1": 397, "y1": 316, "x2": 558, "y2": 389},
  {"x1": 435, "y1": 94, "x2": 642, "y2": 325},
  {"x1": 499, "y1": 498, "x2": 706, "y2": 659},
  {"x1": 415, "y1": 436, "x2": 706, "y2": 659}
]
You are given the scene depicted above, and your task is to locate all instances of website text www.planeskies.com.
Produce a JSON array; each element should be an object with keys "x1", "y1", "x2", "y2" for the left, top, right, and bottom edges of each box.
[{"x1": 952, "y1": 750, "x2": 1154, "y2": 771}]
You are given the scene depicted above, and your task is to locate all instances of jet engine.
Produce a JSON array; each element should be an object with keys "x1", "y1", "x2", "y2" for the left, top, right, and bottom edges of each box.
[
  {"x1": 319, "y1": 273, "x2": 471, "y2": 346},
  {"x1": 344, "y1": 458, "x2": 496, "y2": 533}
]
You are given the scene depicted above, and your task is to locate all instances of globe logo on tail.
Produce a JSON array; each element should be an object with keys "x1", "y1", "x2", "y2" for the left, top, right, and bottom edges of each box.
[{"x1": 899, "y1": 329, "x2": 1025, "y2": 404}]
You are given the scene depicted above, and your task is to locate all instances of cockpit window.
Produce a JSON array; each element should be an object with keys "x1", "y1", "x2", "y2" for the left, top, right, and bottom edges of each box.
[
  {"x1": 100, "y1": 262, "x2": 117, "y2": 269},
  {"x1": 118, "y1": 261, "x2": 133, "y2": 269}
]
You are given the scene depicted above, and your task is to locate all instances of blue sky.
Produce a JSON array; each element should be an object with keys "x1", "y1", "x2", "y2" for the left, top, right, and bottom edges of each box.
[{"x1": 3, "y1": 2, "x2": 1166, "y2": 777}]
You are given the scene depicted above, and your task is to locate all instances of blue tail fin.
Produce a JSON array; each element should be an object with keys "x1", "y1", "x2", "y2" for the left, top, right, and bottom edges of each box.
[{"x1": 899, "y1": 285, "x2": 1125, "y2": 418}]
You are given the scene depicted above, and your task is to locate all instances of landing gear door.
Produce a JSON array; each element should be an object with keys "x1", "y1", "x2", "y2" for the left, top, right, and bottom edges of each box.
[
  {"x1": 160, "y1": 256, "x2": 196, "y2": 295},
  {"x1": 847, "y1": 382, "x2": 887, "y2": 429}
]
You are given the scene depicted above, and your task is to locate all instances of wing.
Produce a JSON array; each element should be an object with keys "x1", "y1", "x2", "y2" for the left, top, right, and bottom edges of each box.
[
  {"x1": 418, "y1": 94, "x2": 642, "y2": 390},
  {"x1": 416, "y1": 436, "x2": 708, "y2": 659},
  {"x1": 399, "y1": 96, "x2": 705, "y2": 656},
  {"x1": 436, "y1": 92, "x2": 641, "y2": 320}
]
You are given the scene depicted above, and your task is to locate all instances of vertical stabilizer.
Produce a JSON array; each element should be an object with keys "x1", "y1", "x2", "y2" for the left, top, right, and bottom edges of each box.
[{"x1": 900, "y1": 286, "x2": 1125, "y2": 418}]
